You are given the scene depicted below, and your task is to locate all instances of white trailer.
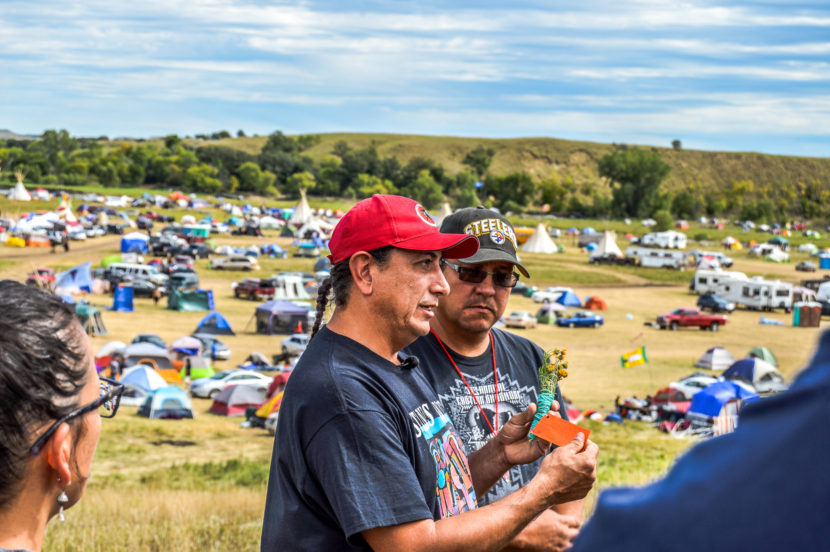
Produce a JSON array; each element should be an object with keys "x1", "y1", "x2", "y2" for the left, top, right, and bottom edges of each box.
[
  {"x1": 692, "y1": 270, "x2": 748, "y2": 295},
  {"x1": 716, "y1": 276, "x2": 793, "y2": 311},
  {"x1": 641, "y1": 230, "x2": 688, "y2": 249},
  {"x1": 626, "y1": 246, "x2": 687, "y2": 269}
]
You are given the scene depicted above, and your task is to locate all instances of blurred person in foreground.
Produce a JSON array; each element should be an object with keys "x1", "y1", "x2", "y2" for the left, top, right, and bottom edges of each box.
[
  {"x1": 406, "y1": 206, "x2": 586, "y2": 551},
  {"x1": 260, "y1": 195, "x2": 597, "y2": 551},
  {"x1": 571, "y1": 331, "x2": 830, "y2": 551},
  {"x1": 0, "y1": 281, "x2": 123, "y2": 552}
]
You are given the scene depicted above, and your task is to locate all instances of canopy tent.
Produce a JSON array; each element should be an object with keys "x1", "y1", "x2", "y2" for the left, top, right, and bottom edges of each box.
[
  {"x1": 209, "y1": 385, "x2": 265, "y2": 416},
  {"x1": 724, "y1": 358, "x2": 787, "y2": 393},
  {"x1": 584, "y1": 296, "x2": 607, "y2": 310},
  {"x1": 748, "y1": 346, "x2": 777, "y2": 366},
  {"x1": 589, "y1": 231, "x2": 623, "y2": 258},
  {"x1": 138, "y1": 386, "x2": 194, "y2": 419},
  {"x1": 75, "y1": 303, "x2": 108, "y2": 336},
  {"x1": 120, "y1": 232, "x2": 149, "y2": 254},
  {"x1": 695, "y1": 346, "x2": 735, "y2": 371},
  {"x1": 688, "y1": 381, "x2": 759, "y2": 418},
  {"x1": 110, "y1": 285, "x2": 134, "y2": 312},
  {"x1": 255, "y1": 300, "x2": 314, "y2": 335},
  {"x1": 167, "y1": 289, "x2": 215, "y2": 312},
  {"x1": 556, "y1": 290, "x2": 583, "y2": 308},
  {"x1": 194, "y1": 312, "x2": 235, "y2": 336},
  {"x1": 536, "y1": 302, "x2": 567, "y2": 324},
  {"x1": 10, "y1": 181, "x2": 31, "y2": 201},
  {"x1": 521, "y1": 223, "x2": 557, "y2": 254}
]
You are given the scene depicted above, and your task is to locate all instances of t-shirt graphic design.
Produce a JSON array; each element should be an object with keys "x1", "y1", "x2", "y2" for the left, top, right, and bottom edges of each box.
[
  {"x1": 410, "y1": 403, "x2": 477, "y2": 518},
  {"x1": 436, "y1": 369, "x2": 537, "y2": 503}
]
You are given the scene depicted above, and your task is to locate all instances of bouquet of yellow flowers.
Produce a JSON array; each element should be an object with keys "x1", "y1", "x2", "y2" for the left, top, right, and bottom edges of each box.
[{"x1": 529, "y1": 348, "x2": 568, "y2": 438}]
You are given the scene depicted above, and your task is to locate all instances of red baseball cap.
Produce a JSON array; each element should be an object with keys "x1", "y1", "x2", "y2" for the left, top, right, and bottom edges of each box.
[{"x1": 328, "y1": 195, "x2": 479, "y2": 264}]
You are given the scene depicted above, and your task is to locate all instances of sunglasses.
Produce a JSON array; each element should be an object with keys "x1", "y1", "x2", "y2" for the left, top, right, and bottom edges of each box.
[
  {"x1": 441, "y1": 259, "x2": 520, "y2": 288},
  {"x1": 30, "y1": 377, "x2": 125, "y2": 456}
]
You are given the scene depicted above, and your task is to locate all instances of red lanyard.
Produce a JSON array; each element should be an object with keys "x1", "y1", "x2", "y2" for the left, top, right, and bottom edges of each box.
[{"x1": 431, "y1": 329, "x2": 499, "y2": 436}]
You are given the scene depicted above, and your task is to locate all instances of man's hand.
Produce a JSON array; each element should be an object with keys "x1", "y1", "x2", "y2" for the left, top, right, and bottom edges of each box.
[
  {"x1": 504, "y1": 510, "x2": 581, "y2": 552},
  {"x1": 535, "y1": 433, "x2": 598, "y2": 506},
  {"x1": 494, "y1": 402, "x2": 560, "y2": 467}
]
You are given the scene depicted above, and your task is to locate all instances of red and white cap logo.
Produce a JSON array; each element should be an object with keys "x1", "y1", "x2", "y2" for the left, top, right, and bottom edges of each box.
[{"x1": 415, "y1": 204, "x2": 437, "y2": 227}]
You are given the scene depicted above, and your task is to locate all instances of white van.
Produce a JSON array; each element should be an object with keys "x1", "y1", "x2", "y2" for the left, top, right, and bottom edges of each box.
[{"x1": 107, "y1": 263, "x2": 168, "y2": 286}]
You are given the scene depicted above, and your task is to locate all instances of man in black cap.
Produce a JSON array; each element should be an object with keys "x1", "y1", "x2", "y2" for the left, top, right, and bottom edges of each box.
[{"x1": 406, "y1": 206, "x2": 587, "y2": 551}]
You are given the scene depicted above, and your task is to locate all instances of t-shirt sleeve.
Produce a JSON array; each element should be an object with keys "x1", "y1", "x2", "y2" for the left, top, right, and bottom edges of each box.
[{"x1": 304, "y1": 409, "x2": 433, "y2": 543}]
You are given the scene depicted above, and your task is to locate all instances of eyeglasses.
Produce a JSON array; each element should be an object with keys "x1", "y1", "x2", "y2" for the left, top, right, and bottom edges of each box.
[
  {"x1": 30, "y1": 377, "x2": 125, "y2": 456},
  {"x1": 441, "y1": 259, "x2": 520, "y2": 288}
]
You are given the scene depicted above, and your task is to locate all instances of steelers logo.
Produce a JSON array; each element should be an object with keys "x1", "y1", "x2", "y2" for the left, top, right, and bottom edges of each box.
[
  {"x1": 415, "y1": 204, "x2": 437, "y2": 227},
  {"x1": 490, "y1": 230, "x2": 506, "y2": 244}
]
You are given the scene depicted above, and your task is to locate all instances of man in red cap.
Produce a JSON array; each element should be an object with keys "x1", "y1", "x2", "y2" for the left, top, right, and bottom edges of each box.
[{"x1": 261, "y1": 195, "x2": 597, "y2": 551}]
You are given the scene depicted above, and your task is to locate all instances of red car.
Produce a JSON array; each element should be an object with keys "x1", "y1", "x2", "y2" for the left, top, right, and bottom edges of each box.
[
  {"x1": 657, "y1": 308, "x2": 727, "y2": 332},
  {"x1": 27, "y1": 268, "x2": 56, "y2": 287},
  {"x1": 651, "y1": 387, "x2": 691, "y2": 413}
]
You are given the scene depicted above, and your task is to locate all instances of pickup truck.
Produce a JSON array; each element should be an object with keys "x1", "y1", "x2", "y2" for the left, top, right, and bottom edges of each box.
[
  {"x1": 657, "y1": 308, "x2": 727, "y2": 332},
  {"x1": 234, "y1": 278, "x2": 276, "y2": 300}
]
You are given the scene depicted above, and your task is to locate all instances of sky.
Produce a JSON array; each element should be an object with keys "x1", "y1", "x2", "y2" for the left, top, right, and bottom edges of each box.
[{"x1": 2, "y1": 0, "x2": 829, "y2": 156}]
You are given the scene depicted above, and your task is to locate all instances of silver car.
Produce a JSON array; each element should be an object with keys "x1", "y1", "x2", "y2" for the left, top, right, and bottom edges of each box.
[{"x1": 189, "y1": 369, "x2": 273, "y2": 399}]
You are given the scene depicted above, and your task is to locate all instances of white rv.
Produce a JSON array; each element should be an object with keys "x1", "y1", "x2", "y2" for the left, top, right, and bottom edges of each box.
[
  {"x1": 693, "y1": 270, "x2": 748, "y2": 295},
  {"x1": 716, "y1": 276, "x2": 793, "y2": 311},
  {"x1": 641, "y1": 230, "x2": 687, "y2": 249},
  {"x1": 626, "y1": 246, "x2": 687, "y2": 269}
]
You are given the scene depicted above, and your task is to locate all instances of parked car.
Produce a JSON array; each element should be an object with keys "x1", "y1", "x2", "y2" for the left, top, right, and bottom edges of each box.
[
  {"x1": 210, "y1": 255, "x2": 260, "y2": 271},
  {"x1": 796, "y1": 261, "x2": 818, "y2": 272},
  {"x1": 503, "y1": 311, "x2": 538, "y2": 329},
  {"x1": 281, "y1": 334, "x2": 310, "y2": 356},
  {"x1": 167, "y1": 272, "x2": 200, "y2": 291},
  {"x1": 189, "y1": 369, "x2": 273, "y2": 399},
  {"x1": 128, "y1": 279, "x2": 168, "y2": 298},
  {"x1": 556, "y1": 311, "x2": 604, "y2": 328},
  {"x1": 668, "y1": 373, "x2": 719, "y2": 399},
  {"x1": 131, "y1": 334, "x2": 167, "y2": 349},
  {"x1": 656, "y1": 308, "x2": 727, "y2": 331},
  {"x1": 234, "y1": 278, "x2": 277, "y2": 300},
  {"x1": 531, "y1": 286, "x2": 572, "y2": 304},
  {"x1": 192, "y1": 334, "x2": 231, "y2": 361},
  {"x1": 696, "y1": 293, "x2": 736, "y2": 313}
]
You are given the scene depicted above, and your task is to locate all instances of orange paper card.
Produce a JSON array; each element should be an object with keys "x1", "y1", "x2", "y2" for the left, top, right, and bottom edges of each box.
[{"x1": 530, "y1": 412, "x2": 590, "y2": 452}]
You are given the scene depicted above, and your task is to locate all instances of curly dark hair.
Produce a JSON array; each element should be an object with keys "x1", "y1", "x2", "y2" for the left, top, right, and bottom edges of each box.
[
  {"x1": 0, "y1": 280, "x2": 89, "y2": 509},
  {"x1": 311, "y1": 247, "x2": 393, "y2": 338}
]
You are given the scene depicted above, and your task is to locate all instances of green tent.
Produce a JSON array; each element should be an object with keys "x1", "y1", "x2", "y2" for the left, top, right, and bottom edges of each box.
[
  {"x1": 179, "y1": 356, "x2": 215, "y2": 381},
  {"x1": 167, "y1": 289, "x2": 215, "y2": 312},
  {"x1": 100, "y1": 254, "x2": 122, "y2": 268},
  {"x1": 748, "y1": 346, "x2": 778, "y2": 367},
  {"x1": 75, "y1": 303, "x2": 108, "y2": 336}
]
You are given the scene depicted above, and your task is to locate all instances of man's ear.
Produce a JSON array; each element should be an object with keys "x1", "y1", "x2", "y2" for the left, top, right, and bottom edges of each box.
[
  {"x1": 349, "y1": 252, "x2": 375, "y2": 296},
  {"x1": 44, "y1": 423, "x2": 73, "y2": 487}
]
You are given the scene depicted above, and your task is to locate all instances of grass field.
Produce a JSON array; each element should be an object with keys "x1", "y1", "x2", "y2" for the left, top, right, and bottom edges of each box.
[{"x1": 0, "y1": 199, "x2": 824, "y2": 549}]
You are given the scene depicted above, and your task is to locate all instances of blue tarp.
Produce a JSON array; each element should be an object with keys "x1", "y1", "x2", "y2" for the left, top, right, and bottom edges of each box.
[
  {"x1": 556, "y1": 290, "x2": 583, "y2": 307},
  {"x1": 194, "y1": 311, "x2": 235, "y2": 335},
  {"x1": 688, "y1": 381, "x2": 759, "y2": 418}
]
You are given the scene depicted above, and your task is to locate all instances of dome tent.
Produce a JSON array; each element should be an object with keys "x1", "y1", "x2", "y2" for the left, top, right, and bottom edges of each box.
[
  {"x1": 695, "y1": 346, "x2": 735, "y2": 371},
  {"x1": 138, "y1": 386, "x2": 194, "y2": 419},
  {"x1": 209, "y1": 385, "x2": 265, "y2": 417},
  {"x1": 194, "y1": 311, "x2": 235, "y2": 336}
]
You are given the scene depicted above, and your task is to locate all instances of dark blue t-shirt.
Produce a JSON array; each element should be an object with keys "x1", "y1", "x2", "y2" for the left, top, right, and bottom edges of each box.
[
  {"x1": 406, "y1": 328, "x2": 566, "y2": 506},
  {"x1": 261, "y1": 327, "x2": 477, "y2": 551}
]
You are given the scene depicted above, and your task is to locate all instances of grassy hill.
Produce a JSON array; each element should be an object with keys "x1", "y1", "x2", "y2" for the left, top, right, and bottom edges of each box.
[{"x1": 206, "y1": 133, "x2": 830, "y2": 194}]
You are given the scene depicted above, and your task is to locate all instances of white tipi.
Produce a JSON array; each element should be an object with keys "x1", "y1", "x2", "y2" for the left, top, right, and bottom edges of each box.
[
  {"x1": 288, "y1": 189, "x2": 313, "y2": 226},
  {"x1": 10, "y1": 170, "x2": 31, "y2": 201},
  {"x1": 433, "y1": 202, "x2": 453, "y2": 228},
  {"x1": 590, "y1": 230, "x2": 623, "y2": 258},
  {"x1": 521, "y1": 223, "x2": 557, "y2": 254}
]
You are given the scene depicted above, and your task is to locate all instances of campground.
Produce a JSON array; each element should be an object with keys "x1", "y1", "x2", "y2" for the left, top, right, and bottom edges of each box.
[{"x1": 1, "y1": 213, "x2": 827, "y2": 550}]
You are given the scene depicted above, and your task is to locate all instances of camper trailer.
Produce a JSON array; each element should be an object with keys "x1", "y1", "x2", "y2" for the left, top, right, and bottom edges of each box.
[
  {"x1": 692, "y1": 270, "x2": 748, "y2": 295},
  {"x1": 641, "y1": 230, "x2": 687, "y2": 249},
  {"x1": 626, "y1": 246, "x2": 687, "y2": 269},
  {"x1": 716, "y1": 276, "x2": 793, "y2": 311},
  {"x1": 689, "y1": 249, "x2": 734, "y2": 268}
]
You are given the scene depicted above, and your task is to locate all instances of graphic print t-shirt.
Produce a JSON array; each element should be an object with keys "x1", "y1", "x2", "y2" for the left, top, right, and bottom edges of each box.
[
  {"x1": 261, "y1": 327, "x2": 476, "y2": 551},
  {"x1": 407, "y1": 328, "x2": 566, "y2": 506}
]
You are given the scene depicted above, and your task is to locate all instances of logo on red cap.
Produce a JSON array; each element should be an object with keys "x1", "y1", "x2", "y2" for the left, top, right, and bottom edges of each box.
[{"x1": 415, "y1": 204, "x2": 437, "y2": 227}]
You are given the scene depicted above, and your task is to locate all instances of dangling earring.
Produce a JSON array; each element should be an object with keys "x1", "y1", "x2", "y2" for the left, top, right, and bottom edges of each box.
[{"x1": 57, "y1": 479, "x2": 69, "y2": 521}]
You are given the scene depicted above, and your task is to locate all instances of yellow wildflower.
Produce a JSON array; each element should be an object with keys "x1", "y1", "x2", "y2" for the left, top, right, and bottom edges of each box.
[{"x1": 559, "y1": 369, "x2": 568, "y2": 378}]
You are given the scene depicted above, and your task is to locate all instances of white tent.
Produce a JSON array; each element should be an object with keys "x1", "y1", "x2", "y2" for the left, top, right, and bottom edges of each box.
[
  {"x1": 259, "y1": 216, "x2": 283, "y2": 230},
  {"x1": 10, "y1": 181, "x2": 31, "y2": 201},
  {"x1": 590, "y1": 231, "x2": 623, "y2": 258},
  {"x1": 288, "y1": 190, "x2": 313, "y2": 226},
  {"x1": 798, "y1": 243, "x2": 818, "y2": 254},
  {"x1": 765, "y1": 248, "x2": 789, "y2": 263},
  {"x1": 434, "y1": 202, "x2": 453, "y2": 228},
  {"x1": 695, "y1": 346, "x2": 735, "y2": 371},
  {"x1": 521, "y1": 223, "x2": 557, "y2": 254}
]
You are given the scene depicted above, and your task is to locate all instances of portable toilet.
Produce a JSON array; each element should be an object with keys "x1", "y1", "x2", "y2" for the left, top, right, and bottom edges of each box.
[
  {"x1": 110, "y1": 285, "x2": 134, "y2": 312},
  {"x1": 819, "y1": 255, "x2": 830, "y2": 270}
]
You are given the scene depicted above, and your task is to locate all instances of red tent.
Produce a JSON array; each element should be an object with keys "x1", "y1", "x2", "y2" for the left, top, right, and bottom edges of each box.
[
  {"x1": 208, "y1": 385, "x2": 264, "y2": 416},
  {"x1": 585, "y1": 296, "x2": 607, "y2": 310}
]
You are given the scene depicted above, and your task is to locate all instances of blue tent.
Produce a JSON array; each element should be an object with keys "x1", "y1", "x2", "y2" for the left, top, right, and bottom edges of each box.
[
  {"x1": 194, "y1": 311, "x2": 235, "y2": 336},
  {"x1": 138, "y1": 386, "x2": 194, "y2": 419},
  {"x1": 585, "y1": 243, "x2": 598, "y2": 251},
  {"x1": 688, "y1": 381, "x2": 759, "y2": 418},
  {"x1": 120, "y1": 232, "x2": 149, "y2": 254},
  {"x1": 110, "y1": 285, "x2": 134, "y2": 312},
  {"x1": 556, "y1": 290, "x2": 583, "y2": 308},
  {"x1": 581, "y1": 227, "x2": 597, "y2": 234}
]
